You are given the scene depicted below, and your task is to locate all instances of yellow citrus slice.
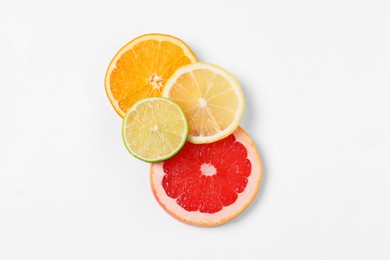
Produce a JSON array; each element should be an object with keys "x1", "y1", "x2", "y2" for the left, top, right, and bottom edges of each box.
[
  {"x1": 122, "y1": 97, "x2": 188, "y2": 162},
  {"x1": 162, "y1": 62, "x2": 245, "y2": 144},
  {"x1": 105, "y1": 34, "x2": 197, "y2": 117}
]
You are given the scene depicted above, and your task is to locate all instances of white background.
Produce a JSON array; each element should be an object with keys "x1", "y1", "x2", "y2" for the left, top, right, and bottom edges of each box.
[{"x1": 1, "y1": 0, "x2": 390, "y2": 259}]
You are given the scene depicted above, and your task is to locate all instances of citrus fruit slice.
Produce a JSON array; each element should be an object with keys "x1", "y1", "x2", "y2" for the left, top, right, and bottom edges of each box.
[
  {"x1": 150, "y1": 127, "x2": 262, "y2": 226},
  {"x1": 162, "y1": 62, "x2": 245, "y2": 144},
  {"x1": 122, "y1": 97, "x2": 188, "y2": 162},
  {"x1": 105, "y1": 33, "x2": 197, "y2": 117}
]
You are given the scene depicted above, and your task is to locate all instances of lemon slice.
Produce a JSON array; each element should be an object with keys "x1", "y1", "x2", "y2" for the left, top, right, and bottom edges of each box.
[
  {"x1": 122, "y1": 97, "x2": 188, "y2": 162},
  {"x1": 162, "y1": 62, "x2": 245, "y2": 144}
]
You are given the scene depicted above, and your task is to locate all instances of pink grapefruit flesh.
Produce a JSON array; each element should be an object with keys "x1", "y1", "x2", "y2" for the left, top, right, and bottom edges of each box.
[{"x1": 150, "y1": 127, "x2": 262, "y2": 227}]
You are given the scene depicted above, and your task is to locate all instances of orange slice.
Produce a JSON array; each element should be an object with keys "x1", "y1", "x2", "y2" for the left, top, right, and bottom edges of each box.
[{"x1": 105, "y1": 34, "x2": 197, "y2": 117}]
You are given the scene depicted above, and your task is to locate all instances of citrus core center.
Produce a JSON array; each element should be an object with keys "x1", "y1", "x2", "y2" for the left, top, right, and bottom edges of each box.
[
  {"x1": 199, "y1": 98, "x2": 207, "y2": 107},
  {"x1": 150, "y1": 124, "x2": 158, "y2": 132},
  {"x1": 148, "y1": 74, "x2": 163, "y2": 89},
  {"x1": 200, "y1": 163, "x2": 216, "y2": 176}
]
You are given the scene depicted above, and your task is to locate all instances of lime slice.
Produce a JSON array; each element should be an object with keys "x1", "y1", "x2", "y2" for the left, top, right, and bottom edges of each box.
[{"x1": 122, "y1": 97, "x2": 188, "y2": 162}]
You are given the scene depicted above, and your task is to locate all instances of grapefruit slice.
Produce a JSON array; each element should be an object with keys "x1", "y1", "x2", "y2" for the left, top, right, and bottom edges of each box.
[
  {"x1": 122, "y1": 97, "x2": 188, "y2": 162},
  {"x1": 150, "y1": 127, "x2": 262, "y2": 226},
  {"x1": 105, "y1": 33, "x2": 197, "y2": 117},
  {"x1": 162, "y1": 62, "x2": 245, "y2": 144}
]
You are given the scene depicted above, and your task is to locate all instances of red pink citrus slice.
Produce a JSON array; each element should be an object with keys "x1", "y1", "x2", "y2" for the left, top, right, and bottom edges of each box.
[{"x1": 150, "y1": 127, "x2": 262, "y2": 226}]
